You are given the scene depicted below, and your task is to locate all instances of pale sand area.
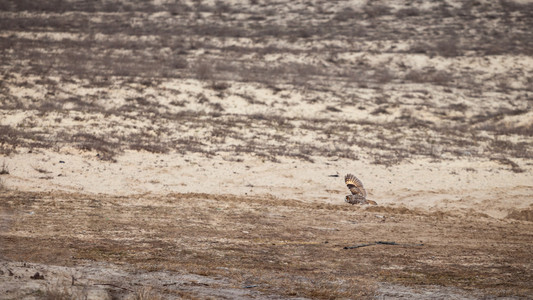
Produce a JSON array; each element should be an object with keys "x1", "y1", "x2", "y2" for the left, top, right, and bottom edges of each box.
[
  {"x1": 1, "y1": 1, "x2": 533, "y2": 298},
  {"x1": 3, "y1": 147, "x2": 531, "y2": 219}
]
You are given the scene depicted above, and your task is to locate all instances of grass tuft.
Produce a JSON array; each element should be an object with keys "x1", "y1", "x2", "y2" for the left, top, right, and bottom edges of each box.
[{"x1": 0, "y1": 161, "x2": 9, "y2": 175}]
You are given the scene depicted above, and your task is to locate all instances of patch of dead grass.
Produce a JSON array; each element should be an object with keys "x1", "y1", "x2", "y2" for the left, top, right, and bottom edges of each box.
[{"x1": 1, "y1": 191, "x2": 532, "y2": 298}]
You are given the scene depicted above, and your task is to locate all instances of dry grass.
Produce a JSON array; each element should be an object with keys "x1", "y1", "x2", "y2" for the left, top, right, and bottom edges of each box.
[
  {"x1": 39, "y1": 286, "x2": 74, "y2": 300},
  {"x1": 1, "y1": 191, "x2": 531, "y2": 298},
  {"x1": 506, "y1": 209, "x2": 533, "y2": 222},
  {"x1": 490, "y1": 156, "x2": 525, "y2": 173},
  {"x1": 32, "y1": 165, "x2": 51, "y2": 174},
  {"x1": 133, "y1": 287, "x2": 163, "y2": 300},
  {"x1": 0, "y1": 161, "x2": 8, "y2": 175},
  {"x1": 71, "y1": 133, "x2": 120, "y2": 162},
  {"x1": 1, "y1": 0, "x2": 531, "y2": 165},
  {"x1": 0, "y1": 3, "x2": 530, "y2": 299},
  {"x1": 195, "y1": 59, "x2": 214, "y2": 81}
]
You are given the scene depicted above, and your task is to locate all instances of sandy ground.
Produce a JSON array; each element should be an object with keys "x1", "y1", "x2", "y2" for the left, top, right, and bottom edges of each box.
[
  {"x1": 1, "y1": 0, "x2": 533, "y2": 298},
  {"x1": 1, "y1": 187, "x2": 532, "y2": 299},
  {"x1": 1, "y1": 145, "x2": 532, "y2": 299},
  {"x1": 2, "y1": 149, "x2": 533, "y2": 219},
  {"x1": 0, "y1": 261, "x2": 511, "y2": 300}
]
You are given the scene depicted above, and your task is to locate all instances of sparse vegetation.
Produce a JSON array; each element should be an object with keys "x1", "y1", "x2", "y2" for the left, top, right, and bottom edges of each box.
[
  {"x1": 0, "y1": 161, "x2": 8, "y2": 175},
  {"x1": 363, "y1": 4, "x2": 391, "y2": 18},
  {"x1": 396, "y1": 7, "x2": 421, "y2": 18},
  {"x1": 39, "y1": 286, "x2": 74, "y2": 300},
  {"x1": 133, "y1": 287, "x2": 163, "y2": 300},
  {"x1": 32, "y1": 165, "x2": 51, "y2": 174},
  {"x1": 0, "y1": 1, "x2": 531, "y2": 299},
  {"x1": 1, "y1": 191, "x2": 532, "y2": 298},
  {"x1": 435, "y1": 37, "x2": 461, "y2": 57},
  {"x1": 195, "y1": 59, "x2": 214, "y2": 81},
  {"x1": 71, "y1": 133, "x2": 119, "y2": 162},
  {"x1": 491, "y1": 156, "x2": 525, "y2": 173}
]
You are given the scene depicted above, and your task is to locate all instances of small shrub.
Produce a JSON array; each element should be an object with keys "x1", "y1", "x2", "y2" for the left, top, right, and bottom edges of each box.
[
  {"x1": 396, "y1": 7, "x2": 421, "y2": 18},
  {"x1": 491, "y1": 156, "x2": 524, "y2": 173},
  {"x1": 40, "y1": 286, "x2": 73, "y2": 300},
  {"x1": 496, "y1": 79, "x2": 511, "y2": 92},
  {"x1": 435, "y1": 37, "x2": 460, "y2": 57},
  {"x1": 409, "y1": 42, "x2": 431, "y2": 54},
  {"x1": 32, "y1": 165, "x2": 51, "y2": 174},
  {"x1": 71, "y1": 133, "x2": 119, "y2": 162},
  {"x1": 429, "y1": 70, "x2": 453, "y2": 85},
  {"x1": 371, "y1": 106, "x2": 389, "y2": 115},
  {"x1": 214, "y1": 0, "x2": 231, "y2": 15},
  {"x1": 447, "y1": 103, "x2": 468, "y2": 113},
  {"x1": 210, "y1": 81, "x2": 230, "y2": 91},
  {"x1": 404, "y1": 69, "x2": 453, "y2": 85},
  {"x1": 166, "y1": 1, "x2": 191, "y2": 15},
  {"x1": 172, "y1": 56, "x2": 188, "y2": 69},
  {"x1": 499, "y1": 0, "x2": 533, "y2": 12},
  {"x1": 197, "y1": 93, "x2": 209, "y2": 104},
  {"x1": 333, "y1": 7, "x2": 360, "y2": 22},
  {"x1": 326, "y1": 106, "x2": 342, "y2": 112},
  {"x1": 0, "y1": 161, "x2": 8, "y2": 175},
  {"x1": 130, "y1": 143, "x2": 169, "y2": 154},
  {"x1": 437, "y1": 3, "x2": 453, "y2": 17},
  {"x1": 38, "y1": 101, "x2": 63, "y2": 113},
  {"x1": 363, "y1": 4, "x2": 391, "y2": 18},
  {"x1": 133, "y1": 287, "x2": 163, "y2": 300},
  {"x1": 506, "y1": 209, "x2": 533, "y2": 221},
  {"x1": 208, "y1": 102, "x2": 224, "y2": 112},
  {"x1": 404, "y1": 70, "x2": 425, "y2": 82},
  {"x1": 196, "y1": 60, "x2": 213, "y2": 81},
  {"x1": 169, "y1": 100, "x2": 186, "y2": 107},
  {"x1": 374, "y1": 68, "x2": 395, "y2": 84},
  {"x1": 374, "y1": 95, "x2": 389, "y2": 105},
  {"x1": 13, "y1": 0, "x2": 68, "y2": 12}
]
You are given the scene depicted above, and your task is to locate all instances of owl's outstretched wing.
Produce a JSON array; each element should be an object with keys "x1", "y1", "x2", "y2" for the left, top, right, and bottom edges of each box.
[{"x1": 345, "y1": 174, "x2": 367, "y2": 198}]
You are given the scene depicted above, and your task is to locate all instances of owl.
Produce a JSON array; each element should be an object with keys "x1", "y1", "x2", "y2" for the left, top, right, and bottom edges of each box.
[{"x1": 345, "y1": 174, "x2": 377, "y2": 205}]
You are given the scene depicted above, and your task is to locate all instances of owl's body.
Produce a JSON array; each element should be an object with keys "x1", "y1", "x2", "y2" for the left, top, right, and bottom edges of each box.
[{"x1": 344, "y1": 174, "x2": 377, "y2": 205}]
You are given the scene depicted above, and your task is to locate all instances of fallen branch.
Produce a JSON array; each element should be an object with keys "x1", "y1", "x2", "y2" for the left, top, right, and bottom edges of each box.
[
  {"x1": 162, "y1": 282, "x2": 180, "y2": 287},
  {"x1": 344, "y1": 241, "x2": 424, "y2": 249},
  {"x1": 376, "y1": 241, "x2": 399, "y2": 245},
  {"x1": 343, "y1": 243, "x2": 376, "y2": 249}
]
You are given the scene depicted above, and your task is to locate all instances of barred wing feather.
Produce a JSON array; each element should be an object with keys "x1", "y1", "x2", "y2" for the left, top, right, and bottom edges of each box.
[{"x1": 344, "y1": 174, "x2": 367, "y2": 198}]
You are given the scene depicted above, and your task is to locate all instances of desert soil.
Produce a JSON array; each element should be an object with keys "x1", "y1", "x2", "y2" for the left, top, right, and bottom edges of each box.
[
  {"x1": 1, "y1": 190, "x2": 532, "y2": 299},
  {"x1": 1, "y1": 0, "x2": 533, "y2": 299}
]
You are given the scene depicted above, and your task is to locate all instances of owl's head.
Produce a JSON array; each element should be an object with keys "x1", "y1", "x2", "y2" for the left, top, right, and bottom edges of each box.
[{"x1": 345, "y1": 195, "x2": 352, "y2": 203}]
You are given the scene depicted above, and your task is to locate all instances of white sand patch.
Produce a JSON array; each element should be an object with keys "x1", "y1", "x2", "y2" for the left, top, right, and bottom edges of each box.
[
  {"x1": 0, "y1": 110, "x2": 31, "y2": 126},
  {"x1": 2, "y1": 149, "x2": 531, "y2": 219},
  {"x1": 498, "y1": 110, "x2": 533, "y2": 128}
]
